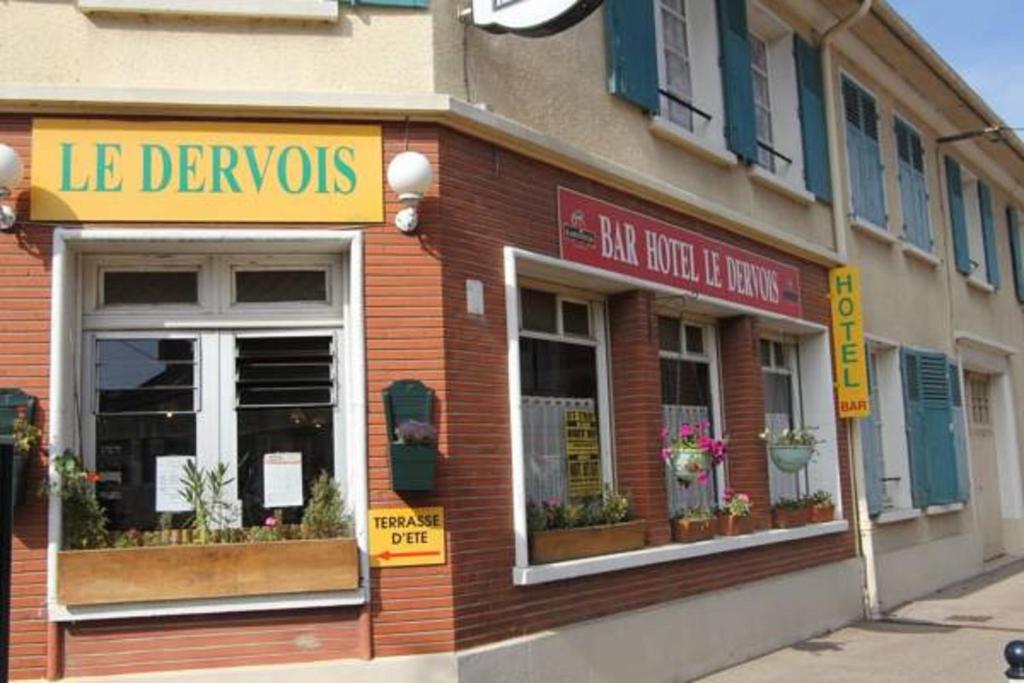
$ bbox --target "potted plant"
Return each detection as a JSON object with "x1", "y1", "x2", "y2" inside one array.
[
  {"x1": 11, "y1": 405, "x2": 40, "y2": 506},
  {"x1": 661, "y1": 420, "x2": 727, "y2": 487},
  {"x1": 48, "y1": 454, "x2": 359, "y2": 607},
  {"x1": 526, "y1": 486, "x2": 645, "y2": 564},
  {"x1": 672, "y1": 507, "x2": 717, "y2": 543},
  {"x1": 717, "y1": 489, "x2": 754, "y2": 536},
  {"x1": 770, "y1": 497, "x2": 810, "y2": 529},
  {"x1": 760, "y1": 427, "x2": 821, "y2": 474},
  {"x1": 808, "y1": 490, "x2": 835, "y2": 523}
]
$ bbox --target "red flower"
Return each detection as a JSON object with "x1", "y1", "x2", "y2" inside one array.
[{"x1": 86, "y1": 472, "x2": 101, "y2": 483}]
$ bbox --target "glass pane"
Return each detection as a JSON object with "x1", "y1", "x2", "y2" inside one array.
[
  {"x1": 99, "y1": 389, "x2": 194, "y2": 414},
  {"x1": 684, "y1": 325, "x2": 704, "y2": 355},
  {"x1": 97, "y1": 339, "x2": 196, "y2": 414},
  {"x1": 658, "y1": 317, "x2": 681, "y2": 352},
  {"x1": 763, "y1": 372, "x2": 793, "y2": 421},
  {"x1": 235, "y1": 270, "x2": 328, "y2": 304},
  {"x1": 661, "y1": 10, "x2": 687, "y2": 53},
  {"x1": 562, "y1": 301, "x2": 590, "y2": 337},
  {"x1": 103, "y1": 271, "x2": 198, "y2": 306},
  {"x1": 661, "y1": 358, "x2": 712, "y2": 408},
  {"x1": 759, "y1": 340, "x2": 773, "y2": 367},
  {"x1": 237, "y1": 336, "x2": 334, "y2": 408},
  {"x1": 520, "y1": 338, "x2": 597, "y2": 398},
  {"x1": 96, "y1": 413, "x2": 197, "y2": 530},
  {"x1": 521, "y1": 289, "x2": 558, "y2": 334},
  {"x1": 237, "y1": 407, "x2": 334, "y2": 526},
  {"x1": 773, "y1": 342, "x2": 787, "y2": 368}
]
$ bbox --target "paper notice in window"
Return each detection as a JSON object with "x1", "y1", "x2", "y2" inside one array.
[
  {"x1": 263, "y1": 452, "x2": 304, "y2": 508},
  {"x1": 156, "y1": 456, "x2": 195, "y2": 513}
]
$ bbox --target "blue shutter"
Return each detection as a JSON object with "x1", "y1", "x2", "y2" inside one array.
[
  {"x1": 605, "y1": 0, "x2": 660, "y2": 114},
  {"x1": 978, "y1": 181, "x2": 1001, "y2": 288},
  {"x1": 949, "y1": 362, "x2": 970, "y2": 504},
  {"x1": 861, "y1": 350, "x2": 885, "y2": 516},
  {"x1": 945, "y1": 156, "x2": 972, "y2": 275},
  {"x1": 1008, "y1": 207, "x2": 1024, "y2": 303},
  {"x1": 715, "y1": 0, "x2": 758, "y2": 163},
  {"x1": 793, "y1": 35, "x2": 831, "y2": 202},
  {"x1": 920, "y1": 351, "x2": 957, "y2": 505},
  {"x1": 895, "y1": 119, "x2": 932, "y2": 251},
  {"x1": 843, "y1": 79, "x2": 885, "y2": 226},
  {"x1": 901, "y1": 348, "x2": 930, "y2": 508},
  {"x1": 351, "y1": 0, "x2": 428, "y2": 6}
]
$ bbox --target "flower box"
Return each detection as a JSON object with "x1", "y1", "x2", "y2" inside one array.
[
  {"x1": 389, "y1": 443, "x2": 437, "y2": 491},
  {"x1": 57, "y1": 537, "x2": 359, "y2": 607},
  {"x1": 672, "y1": 517, "x2": 716, "y2": 543},
  {"x1": 716, "y1": 514, "x2": 753, "y2": 537},
  {"x1": 529, "y1": 520, "x2": 646, "y2": 564},
  {"x1": 809, "y1": 504, "x2": 835, "y2": 524},
  {"x1": 11, "y1": 453, "x2": 26, "y2": 507},
  {"x1": 771, "y1": 506, "x2": 810, "y2": 529}
]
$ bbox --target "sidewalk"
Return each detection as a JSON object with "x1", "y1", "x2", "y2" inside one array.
[{"x1": 697, "y1": 558, "x2": 1024, "y2": 683}]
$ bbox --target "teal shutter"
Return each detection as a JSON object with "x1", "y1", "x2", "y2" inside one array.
[
  {"x1": 978, "y1": 181, "x2": 1001, "y2": 288},
  {"x1": 860, "y1": 350, "x2": 885, "y2": 516},
  {"x1": 605, "y1": 0, "x2": 660, "y2": 114},
  {"x1": 949, "y1": 362, "x2": 970, "y2": 504},
  {"x1": 895, "y1": 118, "x2": 932, "y2": 251},
  {"x1": 843, "y1": 78, "x2": 885, "y2": 226},
  {"x1": 793, "y1": 35, "x2": 831, "y2": 202},
  {"x1": 945, "y1": 156, "x2": 972, "y2": 275},
  {"x1": 1008, "y1": 207, "x2": 1024, "y2": 303},
  {"x1": 715, "y1": 0, "x2": 758, "y2": 163},
  {"x1": 350, "y1": 0, "x2": 428, "y2": 6},
  {"x1": 901, "y1": 348, "x2": 930, "y2": 507}
]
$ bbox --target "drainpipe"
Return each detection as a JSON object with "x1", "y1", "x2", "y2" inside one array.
[
  {"x1": 819, "y1": 0, "x2": 877, "y2": 618},
  {"x1": 821, "y1": 0, "x2": 872, "y2": 263}
]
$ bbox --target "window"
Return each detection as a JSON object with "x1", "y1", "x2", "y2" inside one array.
[
  {"x1": 859, "y1": 346, "x2": 913, "y2": 515},
  {"x1": 655, "y1": 0, "x2": 695, "y2": 131},
  {"x1": 843, "y1": 76, "x2": 886, "y2": 227},
  {"x1": 894, "y1": 117, "x2": 932, "y2": 251},
  {"x1": 945, "y1": 157, "x2": 1000, "y2": 287},
  {"x1": 760, "y1": 338, "x2": 804, "y2": 501},
  {"x1": 750, "y1": 34, "x2": 774, "y2": 172},
  {"x1": 659, "y1": 317, "x2": 722, "y2": 513},
  {"x1": 968, "y1": 374, "x2": 991, "y2": 427},
  {"x1": 519, "y1": 287, "x2": 609, "y2": 508},
  {"x1": 102, "y1": 271, "x2": 199, "y2": 306},
  {"x1": 83, "y1": 256, "x2": 347, "y2": 533}
]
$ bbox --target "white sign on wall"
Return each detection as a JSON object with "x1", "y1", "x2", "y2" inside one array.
[{"x1": 471, "y1": 0, "x2": 604, "y2": 37}]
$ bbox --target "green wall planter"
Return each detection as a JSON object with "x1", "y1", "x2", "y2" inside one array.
[
  {"x1": 389, "y1": 444, "x2": 437, "y2": 492},
  {"x1": 769, "y1": 445, "x2": 814, "y2": 473}
]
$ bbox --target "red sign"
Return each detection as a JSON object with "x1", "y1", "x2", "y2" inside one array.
[{"x1": 558, "y1": 188, "x2": 803, "y2": 318}]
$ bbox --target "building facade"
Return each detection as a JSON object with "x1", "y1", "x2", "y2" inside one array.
[{"x1": 1, "y1": 0, "x2": 1022, "y2": 681}]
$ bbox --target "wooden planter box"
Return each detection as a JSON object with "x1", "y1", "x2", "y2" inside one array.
[
  {"x1": 771, "y1": 507, "x2": 811, "y2": 529},
  {"x1": 809, "y1": 504, "x2": 835, "y2": 524},
  {"x1": 529, "y1": 520, "x2": 646, "y2": 564},
  {"x1": 389, "y1": 443, "x2": 437, "y2": 491},
  {"x1": 717, "y1": 514, "x2": 754, "y2": 536},
  {"x1": 672, "y1": 517, "x2": 716, "y2": 543},
  {"x1": 58, "y1": 537, "x2": 358, "y2": 607}
]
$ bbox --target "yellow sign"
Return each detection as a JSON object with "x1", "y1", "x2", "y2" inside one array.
[
  {"x1": 369, "y1": 506, "x2": 446, "y2": 568},
  {"x1": 30, "y1": 118, "x2": 384, "y2": 223},
  {"x1": 829, "y1": 266, "x2": 870, "y2": 418},
  {"x1": 565, "y1": 409, "x2": 602, "y2": 499}
]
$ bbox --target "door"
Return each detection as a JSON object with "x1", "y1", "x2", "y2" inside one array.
[{"x1": 966, "y1": 372, "x2": 1003, "y2": 560}]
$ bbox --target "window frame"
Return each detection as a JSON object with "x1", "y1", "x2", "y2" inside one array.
[
  {"x1": 760, "y1": 335, "x2": 808, "y2": 502},
  {"x1": 749, "y1": 31, "x2": 775, "y2": 173},
  {"x1": 653, "y1": 0, "x2": 696, "y2": 132}
]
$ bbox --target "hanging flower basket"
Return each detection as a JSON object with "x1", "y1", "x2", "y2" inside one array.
[
  {"x1": 768, "y1": 444, "x2": 815, "y2": 473},
  {"x1": 671, "y1": 448, "x2": 711, "y2": 485},
  {"x1": 661, "y1": 421, "x2": 727, "y2": 487}
]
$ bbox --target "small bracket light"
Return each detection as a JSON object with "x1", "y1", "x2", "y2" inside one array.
[
  {"x1": 0, "y1": 143, "x2": 25, "y2": 232},
  {"x1": 386, "y1": 151, "x2": 433, "y2": 235}
]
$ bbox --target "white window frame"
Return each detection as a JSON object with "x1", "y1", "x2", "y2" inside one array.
[
  {"x1": 48, "y1": 228, "x2": 367, "y2": 622},
  {"x1": 517, "y1": 282, "x2": 614, "y2": 511},
  {"x1": 749, "y1": 32, "x2": 775, "y2": 172},
  {"x1": 864, "y1": 340, "x2": 913, "y2": 514},
  {"x1": 77, "y1": 0, "x2": 339, "y2": 22},
  {"x1": 959, "y1": 166, "x2": 990, "y2": 284},
  {"x1": 654, "y1": 0, "x2": 695, "y2": 132},
  {"x1": 658, "y1": 317, "x2": 725, "y2": 511}
]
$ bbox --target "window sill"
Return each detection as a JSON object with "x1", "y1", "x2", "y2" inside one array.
[
  {"x1": 925, "y1": 502, "x2": 965, "y2": 516},
  {"x1": 872, "y1": 508, "x2": 922, "y2": 525},
  {"x1": 51, "y1": 588, "x2": 366, "y2": 622},
  {"x1": 649, "y1": 117, "x2": 738, "y2": 168},
  {"x1": 967, "y1": 277, "x2": 996, "y2": 294},
  {"x1": 748, "y1": 166, "x2": 816, "y2": 206},
  {"x1": 77, "y1": 0, "x2": 339, "y2": 21},
  {"x1": 851, "y1": 217, "x2": 898, "y2": 246},
  {"x1": 512, "y1": 520, "x2": 848, "y2": 586},
  {"x1": 902, "y1": 243, "x2": 941, "y2": 268}
]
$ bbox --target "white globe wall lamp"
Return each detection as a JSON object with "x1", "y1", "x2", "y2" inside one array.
[
  {"x1": 0, "y1": 144, "x2": 24, "y2": 232},
  {"x1": 386, "y1": 151, "x2": 433, "y2": 234}
]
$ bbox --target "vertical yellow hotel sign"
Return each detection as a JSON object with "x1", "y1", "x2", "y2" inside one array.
[
  {"x1": 30, "y1": 118, "x2": 383, "y2": 223},
  {"x1": 829, "y1": 266, "x2": 870, "y2": 418}
]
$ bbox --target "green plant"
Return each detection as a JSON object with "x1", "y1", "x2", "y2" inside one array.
[
  {"x1": 809, "y1": 490, "x2": 833, "y2": 507},
  {"x1": 528, "y1": 486, "x2": 632, "y2": 532},
  {"x1": 772, "y1": 496, "x2": 804, "y2": 511},
  {"x1": 179, "y1": 460, "x2": 234, "y2": 544},
  {"x1": 599, "y1": 485, "x2": 631, "y2": 524},
  {"x1": 12, "y1": 410, "x2": 41, "y2": 456},
  {"x1": 301, "y1": 472, "x2": 351, "y2": 539},
  {"x1": 674, "y1": 506, "x2": 715, "y2": 521},
  {"x1": 722, "y1": 489, "x2": 752, "y2": 518},
  {"x1": 759, "y1": 426, "x2": 821, "y2": 447},
  {"x1": 45, "y1": 450, "x2": 109, "y2": 550}
]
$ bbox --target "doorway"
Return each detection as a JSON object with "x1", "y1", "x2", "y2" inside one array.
[{"x1": 966, "y1": 372, "x2": 1004, "y2": 560}]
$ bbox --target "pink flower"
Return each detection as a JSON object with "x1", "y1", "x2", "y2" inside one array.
[
  {"x1": 698, "y1": 435, "x2": 713, "y2": 451},
  {"x1": 264, "y1": 516, "x2": 279, "y2": 527},
  {"x1": 660, "y1": 426, "x2": 669, "y2": 440},
  {"x1": 697, "y1": 470, "x2": 709, "y2": 485},
  {"x1": 660, "y1": 447, "x2": 672, "y2": 462},
  {"x1": 737, "y1": 494, "x2": 750, "y2": 504},
  {"x1": 678, "y1": 424, "x2": 693, "y2": 438},
  {"x1": 699, "y1": 419, "x2": 711, "y2": 430}
]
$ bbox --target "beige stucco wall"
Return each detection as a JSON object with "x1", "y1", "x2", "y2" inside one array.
[{"x1": 0, "y1": 1, "x2": 437, "y2": 95}]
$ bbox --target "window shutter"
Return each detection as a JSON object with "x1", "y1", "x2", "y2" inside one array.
[
  {"x1": 860, "y1": 350, "x2": 885, "y2": 516},
  {"x1": 978, "y1": 181, "x2": 1001, "y2": 288},
  {"x1": 945, "y1": 156, "x2": 972, "y2": 275},
  {"x1": 604, "y1": 0, "x2": 660, "y2": 114},
  {"x1": 901, "y1": 348, "x2": 930, "y2": 508},
  {"x1": 844, "y1": 79, "x2": 885, "y2": 226},
  {"x1": 715, "y1": 0, "x2": 758, "y2": 163},
  {"x1": 1007, "y1": 207, "x2": 1024, "y2": 303},
  {"x1": 949, "y1": 362, "x2": 970, "y2": 504},
  {"x1": 793, "y1": 35, "x2": 831, "y2": 202},
  {"x1": 920, "y1": 351, "x2": 957, "y2": 505},
  {"x1": 350, "y1": 0, "x2": 428, "y2": 6}
]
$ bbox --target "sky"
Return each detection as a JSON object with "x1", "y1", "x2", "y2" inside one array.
[{"x1": 887, "y1": 0, "x2": 1024, "y2": 126}]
